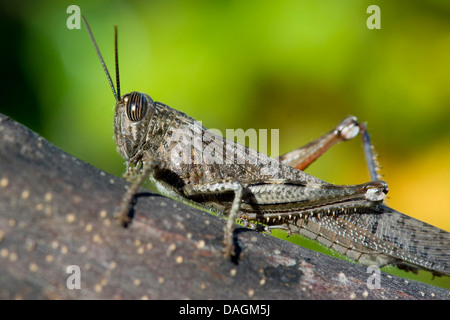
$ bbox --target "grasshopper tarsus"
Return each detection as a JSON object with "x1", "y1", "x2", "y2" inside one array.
[{"x1": 114, "y1": 198, "x2": 133, "y2": 227}]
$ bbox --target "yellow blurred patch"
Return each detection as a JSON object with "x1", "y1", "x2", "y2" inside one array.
[{"x1": 384, "y1": 140, "x2": 450, "y2": 231}]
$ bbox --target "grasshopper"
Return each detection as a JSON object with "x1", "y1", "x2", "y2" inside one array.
[{"x1": 84, "y1": 18, "x2": 449, "y2": 276}]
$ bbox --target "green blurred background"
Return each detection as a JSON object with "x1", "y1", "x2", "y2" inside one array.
[{"x1": 1, "y1": 0, "x2": 449, "y2": 279}]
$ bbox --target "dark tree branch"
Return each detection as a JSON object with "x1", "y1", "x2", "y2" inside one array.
[{"x1": 0, "y1": 113, "x2": 448, "y2": 299}]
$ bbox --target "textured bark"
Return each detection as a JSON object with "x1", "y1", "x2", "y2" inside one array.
[{"x1": 0, "y1": 113, "x2": 448, "y2": 299}]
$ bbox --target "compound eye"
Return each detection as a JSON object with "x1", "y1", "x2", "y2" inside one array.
[{"x1": 124, "y1": 92, "x2": 147, "y2": 122}]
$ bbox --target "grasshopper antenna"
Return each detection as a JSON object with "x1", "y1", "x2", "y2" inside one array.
[
  {"x1": 114, "y1": 25, "x2": 121, "y2": 100},
  {"x1": 82, "y1": 16, "x2": 119, "y2": 102}
]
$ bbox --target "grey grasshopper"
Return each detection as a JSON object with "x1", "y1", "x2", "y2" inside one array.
[{"x1": 84, "y1": 18, "x2": 449, "y2": 276}]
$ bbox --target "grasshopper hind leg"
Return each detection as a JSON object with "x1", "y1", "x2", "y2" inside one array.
[
  {"x1": 115, "y1": 158, "x2": 160, "y2": 226},
  {"x1": 279, "y1": 116, "x2": 382, "y2": 181}
]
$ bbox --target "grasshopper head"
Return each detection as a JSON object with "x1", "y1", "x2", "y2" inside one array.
[
  {"x1": 114, "y1": 92, "x2": 155, "y2": 162},
  {"x1": 83, "y1": 19, "x2": 156, "y2": 163}
]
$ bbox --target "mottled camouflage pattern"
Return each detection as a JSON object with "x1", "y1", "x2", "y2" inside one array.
[{"x1": 114, "y1": 95, "x2": 449, "y2": 275}]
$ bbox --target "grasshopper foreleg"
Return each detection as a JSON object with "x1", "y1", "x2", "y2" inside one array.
[{"x1": 115, "y1": 158, "x2": 160, "y2": 226}]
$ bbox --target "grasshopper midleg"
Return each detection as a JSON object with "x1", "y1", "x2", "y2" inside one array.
[{"x1": 279, "y1": 116, "x2": 381, "y2": 181}]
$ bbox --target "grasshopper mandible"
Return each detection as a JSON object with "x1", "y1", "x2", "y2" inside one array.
[{"x1": 83, "y1": 18, "x2": 449, "y2": 276}]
